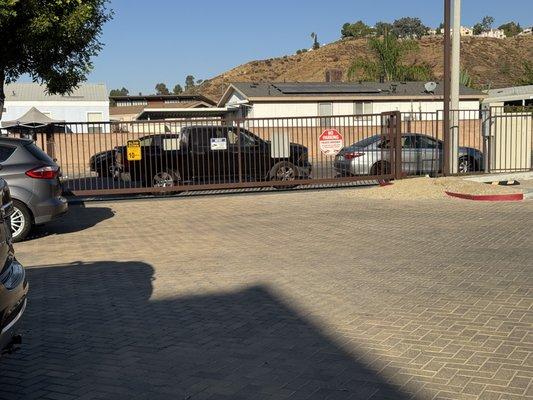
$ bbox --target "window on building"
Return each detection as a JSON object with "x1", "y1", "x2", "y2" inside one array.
[
  {"x1": 131, "y1": 100, "x2": 148, "y2": 106},
  {"x1": 164, "y1": 99, "x2": 180, "y2": 104},
  {"x1": 318, "y1": 102, "x2": 333, "y2": 127},
  {"x1": 354, "y1": 102, "x2": 373, "y2": 120},
  {"x1": 87, "y1": 112, "x2": 104, "y2": 134}
]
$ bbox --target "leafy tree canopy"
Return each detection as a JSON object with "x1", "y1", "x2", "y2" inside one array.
[
  {"x1": 185, "y1": 75, "x2": 196, "y2": 91},
  {"x1": 473, "y1": 16, "x2": 494, "y2": 35},
  {"x1": 0, "y1": 0, "x2": 113, "y2": 118},
  {"x1": 155, "y1": 83, "x2": 170, "y2": 95},
  {"x1": 374, "y1": 22, "x2": 393, "y2": 37},
  {"x1": 173, "y1": 84, "x2": 183, "y2": 95},
  {"x1": 391, "y1": 17, "x2": 429, "y2": 39},
  {"x1": 498, "y1": 21, "x2": 522, "y2": 37},
  {"x1": 110, "y1": 87, "x2": 129, "y2": 96},
  {"x1": 341, "y1": 21, "x2": 374, "y2": 39}
]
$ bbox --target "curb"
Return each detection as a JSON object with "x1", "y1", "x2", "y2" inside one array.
[{"x1": 445, "y1": 191, "x2": 524, "y2": 202}]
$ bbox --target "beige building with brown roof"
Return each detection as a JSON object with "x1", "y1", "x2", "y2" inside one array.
[{"x1": 109, "y1": 94, "x2": 216, "y2": 121}]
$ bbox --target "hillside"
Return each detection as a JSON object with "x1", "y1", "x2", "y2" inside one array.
[{"x1": 198, "y1": 36, "x2": 533, "y2": 102}]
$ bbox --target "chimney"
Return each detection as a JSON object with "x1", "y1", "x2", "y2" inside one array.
[{"x1": 325, "y1": 69, "x2": 343, "y2": 83}]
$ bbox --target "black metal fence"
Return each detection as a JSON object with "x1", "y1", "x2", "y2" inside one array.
[
  {"x1": 2, "y1": 107, "x2": 531, "y2": 197},
  {"x1": 37, "y1": 112, "x2": 401, "y2": 196}
]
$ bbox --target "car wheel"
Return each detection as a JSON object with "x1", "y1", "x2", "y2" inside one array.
[
  {"x1": 458, "y1": 157, "x2": 475, "y2": 174},
  {"x1": 10, "y1": 200, "x2": 32, "y2": 242},
  {"x1": 370, "y1": 161, "x2": 391, "y2": 176},
  {"x1": 152, "y1": 170, "x2": 181, "y2": 194},
  {"x1": 270, "y1": 161, "x2": 299, "y2": 189}
]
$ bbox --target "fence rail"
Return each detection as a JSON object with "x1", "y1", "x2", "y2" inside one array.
[{"x1": 1, "y1": 108, "x2": 531, "y2": 197}]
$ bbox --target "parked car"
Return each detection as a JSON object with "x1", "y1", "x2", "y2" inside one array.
[
  {"x1": 115, "y1": 126, "x2": 312, "y2": 187},
  {"x1": 0, "y1": 137, "x2": 68, "y2": 241},
  {"x1": 89, "y1": 150, "x2": 115, "y2": 178},
  {"x1": 0, "y1": 178, "x2": 28, "y2": 356},
  {"x1": 334, "y1": 133, "x2": 484, "y2": 177}
]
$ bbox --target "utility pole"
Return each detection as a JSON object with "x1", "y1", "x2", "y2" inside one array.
[
  {"x1": 450, "y1": 0, "x2": 461, "y2": 174},
  {"x1": 443, "y1": 0, "x2": 452, "y2": 176}
]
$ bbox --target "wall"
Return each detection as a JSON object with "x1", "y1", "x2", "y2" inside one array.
[
  {"x1": 248, "y1": 100, "x2": 480, "y2": 120},
  {"x1": 2, "y1": 101, "x2": 110, "y2": 123}
]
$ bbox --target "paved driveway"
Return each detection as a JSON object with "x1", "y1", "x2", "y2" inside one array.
[{"x1": 1, "y1": 190, "x2": 532, "y2": 400}]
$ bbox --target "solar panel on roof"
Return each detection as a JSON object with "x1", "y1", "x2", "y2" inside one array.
[{"x1": 273, "y1": 84, "x2": 382, "y2": 94}]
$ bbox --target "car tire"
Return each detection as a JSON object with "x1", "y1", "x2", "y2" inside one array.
[
  {"x1": 269, "y1": 161, "x2": 299, "y2": 189},
  {"x1": 458, "y1": 157, "x2": 476, "y2": 174},
  {"x1": 152, "y1": 170, "x2": 181, "y2": 195},
  {"x1": 10, "y1": 200, "x2": 32, "y2": 243},
  {"x1": 370, "y1": 161, "x2": 391, "y2": 176}
]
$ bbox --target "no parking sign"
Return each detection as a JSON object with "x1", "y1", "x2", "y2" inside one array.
[{"x1": 319, "y1": 129, "x2": 343, "y2": 156}]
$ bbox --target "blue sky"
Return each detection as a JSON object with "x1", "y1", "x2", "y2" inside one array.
[{"x1": 84, "y1": 0, "x2": 533, "y2": 94}]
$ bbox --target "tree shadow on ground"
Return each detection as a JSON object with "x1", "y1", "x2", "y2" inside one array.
[
  {"x1": 0, "y1": 261, "x2": 413, "y2": 400},
  {"x1": 26, "y1": 203, "x2": 114, "y2": 241}
]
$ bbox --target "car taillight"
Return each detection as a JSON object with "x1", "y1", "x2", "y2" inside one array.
[
  {"x1": 25, "y1": 165, "x2": 59, "y2": 179},
  {"x1": 344, "y1": 152, "x2": 365, "y2": 160}
]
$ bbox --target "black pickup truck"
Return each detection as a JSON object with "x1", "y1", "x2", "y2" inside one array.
[{"x1": 115, "y1": 125, "x2": 312, "y2": 187}]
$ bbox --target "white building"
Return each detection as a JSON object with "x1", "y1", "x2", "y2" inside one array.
[
  {"x1": 518, "y1": 27, "x2": 532, "y2": 36},
  {"x1": 1, "y1": 82, "x2": 109, "y2": 124},
  {"x1": 478, "y1": 29, "x2": 506, "y2": 39},
  {"x1": 482, "y1": 85, "x2": 533, "y2": 108},
  {"x1": 218, "y1": 82, "x2": 485, "y2": 121}
]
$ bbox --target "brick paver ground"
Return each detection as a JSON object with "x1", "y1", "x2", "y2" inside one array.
[{"x1": 1, "y1": 189, "x2": 532, "y2": 400}]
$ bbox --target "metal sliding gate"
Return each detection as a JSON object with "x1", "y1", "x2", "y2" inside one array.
[
  {"x1": 3, "y1": 107, "x2": 531, "y2": 198},
  {"x1": 12, "y1": 112, "x2": 402, "y2": 197}
]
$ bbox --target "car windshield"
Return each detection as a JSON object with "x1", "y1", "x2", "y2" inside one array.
[{"x1": 353, "y1": 135, "x2": 381, "y2": 148}]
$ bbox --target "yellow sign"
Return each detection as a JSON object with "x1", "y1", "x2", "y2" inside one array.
[{"x1": 127, "y1": 140, "x2": 142, "y2": 161}]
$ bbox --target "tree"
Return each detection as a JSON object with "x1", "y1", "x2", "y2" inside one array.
[
  {"x1": 436, "y1": 22, "x2": 444, "y2": 35},
  {"x1": 347, "y1": 33, "x2": 433, "y2": 82},
  {"x1": 0, "y1": 0, "x2": 113, "y2": 120},
  {"x1": 155, "y1": 83, "x2": 170, "y2": 95},
  {"x1": 391, "y1": 17, "x2": 429, "y2": 39},
  {"x1": 311, "y1": 32, "x2": 320, "y2": 50},
  {"x1": 374, "y1": 22, "x2": 393, "y2": 37},
  {"x1": 498, "y1": 22, "x2": 522, "y2": 37},
  {"x1": 341, "y1": 21, "x2": 374, "y2": 39},
  {"x1": 173, "y1": 84, "x2": 183, "y2": 95},
  {"x1": 473, "y1": 16, "x2": 494, "y2": 35},
  {"x1": 110, "y1": 87, "x2": 129, "y2": 97},
  {"x1": 185, "y1": 75, "x2": 195, "y2": 91}
]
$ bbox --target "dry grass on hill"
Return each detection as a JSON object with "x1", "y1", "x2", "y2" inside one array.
[{"x1": 198, "y1": 36, "x2": 533, "y2": 102}]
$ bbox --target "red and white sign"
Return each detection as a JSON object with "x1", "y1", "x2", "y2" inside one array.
[{"x1": 319, "y1": 129, "x2": 343, "y2": 156}]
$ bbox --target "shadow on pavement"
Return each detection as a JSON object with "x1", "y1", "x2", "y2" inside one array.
[
  {"x1": 0, "y1": 261, "x2": 412, "y2": 400},
  {"x1": 26, "y1": 203, "x2": 115, "y2": 241}
]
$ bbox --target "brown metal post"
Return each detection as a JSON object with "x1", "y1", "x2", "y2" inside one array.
[
  {"x1": 45, "y1": 130, "x2": 56, "y2": 160},
  {"x1": 236, "y1": 120, "x2": 243, "y2": 183},
  {"x1": 394, "y1": 111, "x2": 402, "y2": 180},
  {"x1": 443, "y1": 0, "x2": 452, "y2": 176}
]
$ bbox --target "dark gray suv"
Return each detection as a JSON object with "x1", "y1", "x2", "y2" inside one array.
[
  {"x1": 0, "y1": 137, "x2": 68, "y2": 241},
  {"x1": 0, "y1": 178, "x2": 28, "y2": 355}
]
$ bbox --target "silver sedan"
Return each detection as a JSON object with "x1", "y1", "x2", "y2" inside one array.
[{"x1": 334, "y1": 133, "x2": 484, "y2": 177}]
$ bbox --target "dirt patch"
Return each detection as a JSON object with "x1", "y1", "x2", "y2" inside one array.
[{"x1": 354, "y1": 177, "x2": 524, "y2": 201}]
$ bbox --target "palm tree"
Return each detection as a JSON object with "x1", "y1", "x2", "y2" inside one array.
[
  {"x1": 310, "y1": 32, "x2": 320, "y2": 50},
  {"x1": 347, "y1": 33, "x2": 432, "y2": 82}
]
